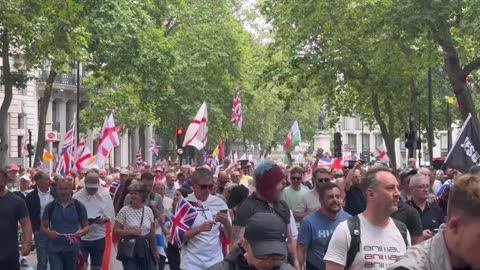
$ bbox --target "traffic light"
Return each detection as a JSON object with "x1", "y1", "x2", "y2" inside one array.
[
  {"x1": 176, "y1": 127, "x2": 186, "y2": 153},
  {"x1": 405, "y1": 131, "x2": 416, "y2": 149},
  {"x1": 333, "y1": 132, "x2": 342, "y2": 158},
  {"x1": 27, "y1": 144, "x2": 34, "y2": 157}
]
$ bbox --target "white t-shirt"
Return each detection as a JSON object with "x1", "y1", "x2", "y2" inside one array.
[
  {"x1": 180, "y1": 193, "x2": 229, "y2": 270},
  {"x1": 39, "y1": 189, "x2": 54, "y2": 220},
  {"x1": 73, "y1": 187, "x2": 115, "y2": 241},
  {"x1": 115, "y1": 205, "x2": 155, "y2": 236},
  {"x1": 324, "y1": 214, "x2": 410, "y2": 270}
]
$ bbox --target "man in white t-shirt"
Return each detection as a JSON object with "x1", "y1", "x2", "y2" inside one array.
[
  {"x1": 325, "y1": 166, "x2": 411, "y2": 270},
  {"x1": 181, "y1": 167, "x2": 231, "y2": 270},
  {"x1": 73, "y1": 171, "x2": 115, "y2": 270}
]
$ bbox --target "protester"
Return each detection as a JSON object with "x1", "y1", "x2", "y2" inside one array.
[
  {"x1": 164, "y1": 169, "x2": 180, "y2": 199},
  {"x1": 73, "y1": 171, "x2": 115, "y2": 270},
  {"x1": 0, "y1": 168, "x2": 32, "y2": 269},
  {"x1": 180, "y1": 167, "x2": 231, "y2": 269},
  {"x1": 226, "y1": 184, "x2": 250, "y2": 221},
  {"x1": 26, "y1": 170, "x2": 57, "y2": 270},
  {"x1": 325, "y1": 166, "x2": 410, "y2": 270},
  {"x1": 154, "y1": 166, "x2": 165, "y2": 183},
  {"x1": 282, "y1": 166, "x2": 308, "y2": 212},
  {"x1": 231, "y1": 170, "x2": 241, "y2": 184},
  {"x1": 208, "y1": 212, "x2": 295, "y2": 270},
  {"x1": 113, "y1": 182, "x2": 157, "y2": 270},
  {"x1": 390, "y1": 199, "x2": 423, "y2": 245},
  {"x1": 124, "y1": 172, "x2": 164, "y2": 219},
  {"x1": 165, "y1": 188, "x2": 189, "y2": 270},
  {"x1": 390, "y1": 174, "x2": 480, "y2": 269},
  {"x1": 232, "y1": 161, "x2": 300, "y2": 269},
  {"x1": 343, "y1": 161, "x2": 366, "y2": 216},
  {"x1": 399, "y1": 170, "x2": 416, "y2": 202},
  {"x1": 6, "y1": 163, "x2": 20, "y2": 191},
  {"x1": 216, "y1": 171, "x2": 230, "y2": 195},
  {"x1": 297, "y1": 183, "x2": 351, "y2": 270},
  {"x1": 408, "y1": 173, "x2": 445, "y2": 241},
  {"x1": 40, "y1": 177, "x2": 89, "y2": 270},
  {"x1": 13, "y1": 175, "x2": 33, "y2": 266},
  {"x1": 294, "y1": 168, "x2": 331, "y2": 223},
  {"x1": 110, "y1": 169, "x2": 133, "y2": 214}
]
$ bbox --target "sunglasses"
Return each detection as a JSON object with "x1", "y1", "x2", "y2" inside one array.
[
  {"x1": 254, "y1": 254, "x2": 286, "y2": 261},
  {"x1": 199, "y1": 184, "x2": 214, "y2": 190},
  {"x1": 316, "y1": 178, "x2": 331, "y2": 183},
  {"x1": 290, "y1": 177, "x2": 302, "y2": 181}
]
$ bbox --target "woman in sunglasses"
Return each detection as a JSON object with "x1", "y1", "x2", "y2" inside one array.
[{"x1": 180, "y1": 167, "x2": 231, "y2": 270}]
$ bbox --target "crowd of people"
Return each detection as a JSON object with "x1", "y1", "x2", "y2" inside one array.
[{"x1": 0, "y1": 155, "x2": 479, "y2": 270}]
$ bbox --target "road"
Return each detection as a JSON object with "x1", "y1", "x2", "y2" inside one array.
[{"x1": 24, "y1": 251, "x2": 170, "y2": 270}]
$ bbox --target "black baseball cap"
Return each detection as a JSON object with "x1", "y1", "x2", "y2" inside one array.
[{"x1": 244, "y1": 212, "x2": 288, "y2": 257}]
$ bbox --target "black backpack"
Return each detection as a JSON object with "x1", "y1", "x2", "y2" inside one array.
[{"x1": 327, "y1": 215, "x2": 409, "y2": 269}]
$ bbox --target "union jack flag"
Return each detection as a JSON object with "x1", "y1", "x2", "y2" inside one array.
[
  {"x1": 230, "y1": 89, "x2": 242, "y2": 130},
  {"x1": 169, "y1": 199, "x2": 198, "y2": 248},
  {"x1": 148, "y1": 139, "x2": 160, "y2": 157},
  {"x1": 55, "y1": 118, "x2": 76, "y2": 175},
  {"x1": 135, "y1": 150, "x2": 143, "y2": 167}
]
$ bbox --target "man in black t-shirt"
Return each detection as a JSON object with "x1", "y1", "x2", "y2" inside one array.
[
  {"x1": 344, "y1": 161, "x2": 366, "y2": 216},
  {"x1": 0, "y1": 168, "x2": 32, "y2": 269},
  {"x1": 391, "y1": 200, "x2": 423, "y2": 245},
  {"x1": 231, "y1": 161, "x2": 299, "y2": 269}
]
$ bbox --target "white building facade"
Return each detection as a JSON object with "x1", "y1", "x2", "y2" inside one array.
[
  {"x1": 338, "y1": 116, "x2": 460, "y2": 168},
  {"x1": 1, "y1": 59, "x2": 157, "y2": 169}
]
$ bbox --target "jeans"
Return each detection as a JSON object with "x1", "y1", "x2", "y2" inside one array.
[
  {"x1": 49, "y1": 251, "x2": 77, "y2": 270},
  {"x1": 80, "y1": 238, "x2": 105, "y2": 268},
  {"x1": 35, "y1": 233, "x2": 49, "y2": 270},
  {"x1": 157, "y1": 254, "x2": 166, "y2": 270}
]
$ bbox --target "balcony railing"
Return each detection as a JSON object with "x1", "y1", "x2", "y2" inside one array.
[{"x1": 38, "y1": 70, "x2": 83, "y2": 86}]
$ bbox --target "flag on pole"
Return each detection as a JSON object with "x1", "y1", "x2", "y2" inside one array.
[
  {"x1": 375, "y1": 144, "x2": 389, "y2": 162},
  {"x1": 43, "y1": 149, "x2": 53, "y2": 162},
  {"x1": 284, "y1": 120, "x2": 301, "y2": 165},
  {"x1": 218, "y1": 135, "x2": 224, "y2": 160},
  {"x1": 169, "y1": 199, "x2": 198, "y2": 248},
  {"x1": 55, "y1": 117, "x2": 76, "y2": 175},
  {"x1": 22, "y1": 140, "x2": 29, "y2": 157},
  {"x1": 443, "y1": 114, "x2": 480, "y2": 173},
  {"x1": 149, "y1": 139, "x2": 160, "y2": 157},
  {"x1": 135, "y1": 150, "x2": 143, "y2": 167},
  {"x1": 75, "y1": 147, "x2": 94, "y2": 170},
  {"x1": 211, "y1": 145, "x2": 220, "y2": 158},
  {"x1": 230, "y1": 89, "x2": 243, "y2": 130},
  {"x1": 95, "y1": 113, "x2": 120, "y2": 167},
  {"x1": 183, "y1": 102, "x2": 208, "y2": 150}
]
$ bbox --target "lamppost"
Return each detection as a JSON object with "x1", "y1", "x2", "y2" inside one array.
[{"x1": 76, "y1": 62, "x2": 80, "y2": 144}]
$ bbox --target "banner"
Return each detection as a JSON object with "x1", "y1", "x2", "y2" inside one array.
[{"x1": 444, "y1": 114, "x2": 480, "y2": 173}]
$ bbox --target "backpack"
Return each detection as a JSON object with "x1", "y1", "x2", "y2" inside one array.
[
  {"x1": 326, "y1": 215, "x2": 409, "y2": 269},
  {"x1": 47, "y1": 198, "x2": 84, "y2": 225}
]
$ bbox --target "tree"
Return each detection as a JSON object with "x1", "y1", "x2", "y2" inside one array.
[{"x1": 388, "y1": 0, "x2": 480, "y2": 129}]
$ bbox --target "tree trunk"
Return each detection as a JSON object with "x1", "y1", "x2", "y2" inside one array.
[
  {"x1": 34, "y1": 69, "x2": 57, "y2": 167},
  {"x1": 371, "y1": 92, "x2": 398, "y2": 171},
  {"x1": 139, "y1": 126, "x2": 145, "y2": 157},
  {"x1": 431, "y1": 25, "x2": 480, "y2": 131},
  {"x1": 0, "y1": 30, "x2": 13, "y2": 168}
]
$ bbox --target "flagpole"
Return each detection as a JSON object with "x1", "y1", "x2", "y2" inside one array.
[{"x1": 76, "y1": 62, "x2": 80, "y2": 145}]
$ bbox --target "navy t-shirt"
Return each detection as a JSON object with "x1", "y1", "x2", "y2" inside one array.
[
  {"x1": 344, "y1": 186, "x2": 366, "y2": 216},
  {"x1": 43, "y1": 199, "x2": 88, "y2": 252},
  {"x1": 297, "y1": 210, "x2": 351, "y2": 269},
  {"x1": 0, "y1": 192, "x2": 29, "y2": 260}
]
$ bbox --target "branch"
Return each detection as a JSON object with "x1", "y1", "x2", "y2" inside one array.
[{"x1": 462, "y1": 57, "x2": 480, "y2": 78}]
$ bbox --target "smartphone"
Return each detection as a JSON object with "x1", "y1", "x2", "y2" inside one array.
[
  {"x1": 219, "y1": 209, "x2": 228, "y2": 214},
  {"x1": 88, "y1": 216, "x2": 101, "y2": 223}
]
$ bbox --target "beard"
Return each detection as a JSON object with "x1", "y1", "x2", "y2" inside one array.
[{"x1": 326, "y1": 204, "x2": 341, "y2": 214}]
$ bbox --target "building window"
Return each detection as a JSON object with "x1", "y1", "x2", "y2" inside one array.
[
  {"x1": 375, "y1": 134, "x2": 383, "y2": 147},
  {"x1": 18, "y1": 87, "x2": 26, "y2": 95},
  {"x1": 362, "y1": 134, "x2": 370, "y2": 151},
  {"x1": 18, "y1": 114, "x2": 25, "y2": 129},
  {"x1": 440, "y1": 133, "x2": 448, "y2": 156},
  {"x1": 17, "y1": 136, "x2": 23, "y2": 158},
  {"x1": 347, "y1": 134, "x2": 357, "y2": 153}
]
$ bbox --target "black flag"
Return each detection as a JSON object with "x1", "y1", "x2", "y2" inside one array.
[{"x1": 444, "y1": 114, "x2": 480, "y2": 173}]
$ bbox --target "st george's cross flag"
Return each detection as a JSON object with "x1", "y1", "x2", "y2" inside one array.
[
  {"x1": 444, "y1": 114, "x2": 480, "y2": 173},
  {"x1": 183, "y1": 102, "x2": 208, "y2": 150},
  {"x1": 230, "y1": 89, "x2": 242, "y2": 130},
  {"x1": 95, "y1": 113, "x2": 120, "y2": 167}
]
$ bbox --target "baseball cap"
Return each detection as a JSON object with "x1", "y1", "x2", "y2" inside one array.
[
  {"x1": 7, "y1": 163, "x2": 19, "y2": 172},
  {"x1": 120, "y1": 169, "x2": 129, "y2": 175},
  {"x1": 244, "y1": 212, "x2": 288, "y2": 257},
  {"x1": 85, "y1": 182, "x2": 100, "y2": 188}
]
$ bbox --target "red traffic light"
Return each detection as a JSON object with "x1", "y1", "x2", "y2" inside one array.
[{"x1": 176, "y1": 128, "x2": 183, "y2": 136}]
